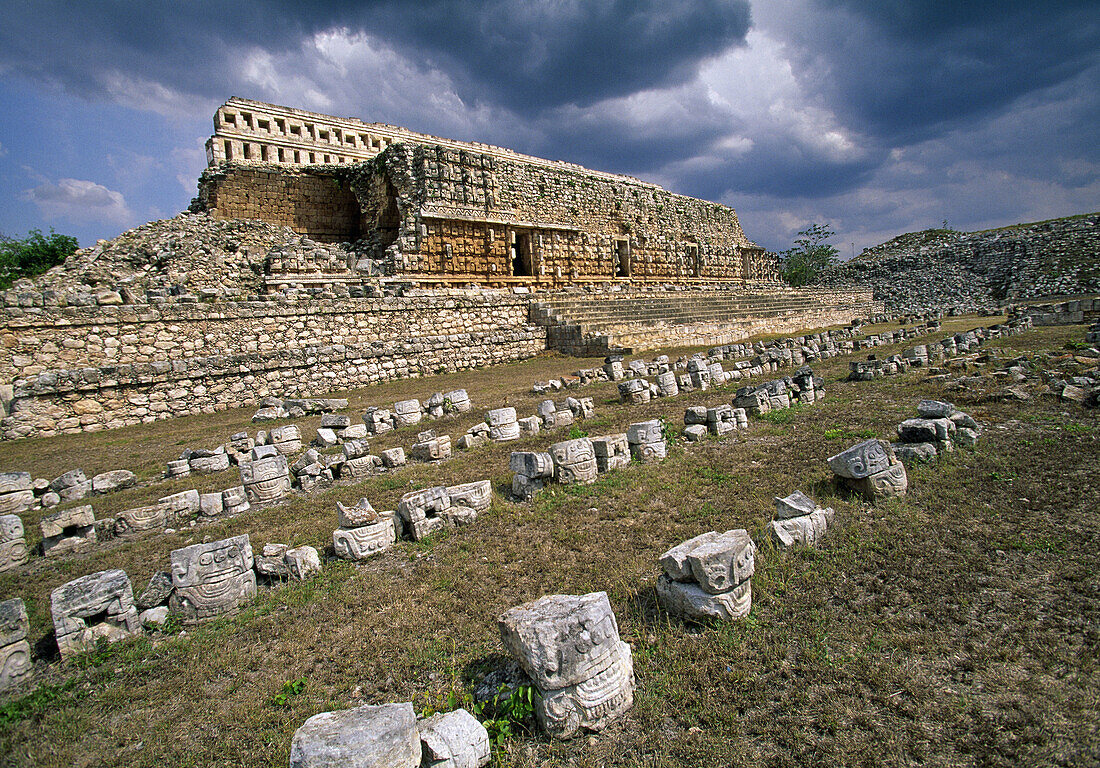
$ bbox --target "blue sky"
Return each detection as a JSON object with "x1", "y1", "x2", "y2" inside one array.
[{"x1": 0, "y1": 0, "x2": 1097, "y2": 253}]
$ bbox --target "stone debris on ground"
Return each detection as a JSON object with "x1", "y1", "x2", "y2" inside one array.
[{"x1": 892, "y1": 399, "x2": 982, "y2": 463}]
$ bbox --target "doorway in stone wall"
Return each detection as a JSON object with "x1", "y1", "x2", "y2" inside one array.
[
  {"x1": 511, "y1": 231, "x2": 533, "y2": 276},
  {"x1": 615, "y1": 238, "x2": 630, "y2": 277}
]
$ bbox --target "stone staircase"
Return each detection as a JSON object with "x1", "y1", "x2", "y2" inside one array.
[{"x1": 530, "y1": 287, "x2": 881, "y2": 355}]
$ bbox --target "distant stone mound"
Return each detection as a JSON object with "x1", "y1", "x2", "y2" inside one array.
[
  {"x1": 816, "y1": 213, "x2": 1100, "y2": 314},
  {"x1": 9, "y1": 213, "x2": 355, "y2": 303}
]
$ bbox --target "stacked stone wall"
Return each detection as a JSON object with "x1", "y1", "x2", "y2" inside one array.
[
  {"x1": 193, "y1": 166, "x2": 362, "y2": 243},
  {"x1": 0, "y1": 292, "x2": 544, "y2": 440}
]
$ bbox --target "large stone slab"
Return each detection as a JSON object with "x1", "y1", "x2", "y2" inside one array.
[
  {"x1": 290, "y1": 702, "x2": 421, "y2": 768},
  {"x1": 447, "y1": 480, "x2": 492, "y2": 512},
  {"x1": 169, "y1": 535, "x2": 256, "y2": 623}
]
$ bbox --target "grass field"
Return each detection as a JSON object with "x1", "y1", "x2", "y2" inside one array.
[{"x1": 0, "y1": 319, "x2": 1097, "y2": 767}]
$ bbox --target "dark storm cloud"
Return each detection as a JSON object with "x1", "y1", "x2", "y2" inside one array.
[
  {"x1": 0, "y1": 0, "x2": 751, "y2": 112},
  {"x1": 789, "y1": 0, "x2": 1100, "y2": 142}
]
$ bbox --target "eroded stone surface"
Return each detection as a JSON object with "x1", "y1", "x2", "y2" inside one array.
[
  {"x1": 0, "y1": 515, "x2": 28, "y2": 572},
  {"x1": 240, "y1": 454, "x2": 291, "y2": 503},
  {"x1": 419, "y1": 708, "x2": 490, "y2": 768},
  {"x1": 827, "y1": 439, "x2": 896, "y2": 479},
  {"x1": 169, "y1": 535, "x2": 256, "y2": 623},
  {"x1": 656, "y1": 575, "x2": 751, "y2": 622},
  {"x1": 51, "y1": 569, "x2": 139, "y2": 659},
  {"x1": 290, "y1": 702, "x2": 421, "y2": 768},
  {"x1": 447, "y1": 480, "x2": 492, "y2": 512},
  {"x1": 40, "y1": 505, "x2": 97, "y2": 557},
  {"x1": 333, "y1": 517, "x2": 397, "y2": 560},
  {"x1": 548, "y1": 439, "x2": 597, "y2": 485}
]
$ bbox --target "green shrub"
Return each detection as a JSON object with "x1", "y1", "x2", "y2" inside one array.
[{"x1": 0, "y1": 228, "x2": 78, "y2": 288}]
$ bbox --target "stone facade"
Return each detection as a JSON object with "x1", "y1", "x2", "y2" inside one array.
[{"x1": 196, "y1": 99, "x2": 773, "y2": 286}]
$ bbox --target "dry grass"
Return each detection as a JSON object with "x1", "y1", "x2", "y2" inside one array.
[{"x1": 0, "y1": 320, "x2": 1097, "y2": 767}]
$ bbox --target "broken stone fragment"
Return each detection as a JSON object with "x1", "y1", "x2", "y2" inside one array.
[
  {"x1": 40, "y1": 505, "x2": 97, "y2": 557},
  {"x1": 533, "y1": 639, "x2": 635, "y2": 740},
  {"x1": 661, "y1": 529, "x2": 755, "y2": 594},
  {"x1": 256, "y1": 543, "x2": 290, "y2": 577},
  {"x1": 683, "y1": 424, "x2": 707, "y2": 441},
  {"x1": 773, "y1": 490, "x2": 817, "y2": 520},
  {"x1": 333, "y1": 516, "x2": 397, "y2": 560},
  {"x1": 891, "y1": 442, "x2": 938, "y2": 463},
  {"x1": 419, "y1": 708, "x2": 490, "y2": 768},
  {"x1": 769, "y1": 508, "x2": 834, "y2": 548},
  {"x1": 337, "y1": 498, "x2": 379, "y2": 528},
  {"x1": 917, "y1": 399, "x2": 957, "y2": 419},
  {"x1": 91, "y1": 469, "x2": 136, "y2": 494},
  {"x1": 290, "y1": 702, "x2": 421, "y2": 768},
  {"x1": 286, "y1": 546, "x2": 322, "y2": 581},
  {"x1": 136, "y1": 571, "x2": 174, "y2": 609},
  {"x1": 896, "y1": 418, "x2": 939, "y2": 443},
  {"x1": 548, "y1": 438, "x2": 597, "y2": 484},
  {"x1": 0, "y1": 515, "x2": 28, "y2": 573},
  {"x1": 845, "y1": 463, "x2": 909, "y2": 501},
  {"x1": 447, "y1": 480, "x2": 492, "y2": 512},
  {"x1": 510, "y1": 451, "x2": 554, "y2": 479},
  {"x1": 590, "y1": 434, "x2": 630, "y2": 472}
]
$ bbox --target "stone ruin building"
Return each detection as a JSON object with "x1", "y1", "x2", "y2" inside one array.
[
  {"x1": 0, "y1": 97, "x2": 880, "y2": 440},
  {"x1": 194, "y1": 97, "x2": 772, "y2": 285}
]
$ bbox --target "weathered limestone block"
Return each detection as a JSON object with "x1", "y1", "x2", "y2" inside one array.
[
  {"x1": 342, "y1": 455, "x2": 377, "y2": 478},
  {"x1": 51, "y1": 469, "x2": 91, "y2": 502},
  {"x1": 419, "y1": 708, "x2": 490, "y2": 768},
  {"x1": 343, "y1": 439, "x2": 371, "y2": 460},
  {"x1": 380, "y1": 447, "x2": 406, "y2": 468},
  {"x1": 510, "y1": 452, "x2": 554, "y2": 479},
  {"x1": 656, "y1": 575, "x2": 751, "y2": 622},
  {"x1": 537, "y1": 399, "x2": 557, "y2": 422},
  {"x1": 954, "y1": 427, "x2": 980, "y2": 447},
  {"x1": 706, "y1": 405, "x2": 736, "y2": 436},
  {"x1": 627, "y1": 420, "x2": 666, "y2": 463},
  {"x1": 315, "y1": 428, "x2": 338, "y2": 448},
  {"x1": 892, "y1": 442, "x2": 938, "y2": 463},
  {"x1": 410, "y1": 435, "x2": 452, "y2": 462},
  {"x1": 499, "y1": 592, "x2": 633, "y2": 739},
  {"x1": 827, "y1": 439, "x2": 896, "y2": 480},
  {"x1": 256, "y1": 543, "x2": 290, "y2": 578},
  {"x1": 365, "y1": 407, "x2": 394, "y2": 434},
  {"x1": 270, "y1": 425, "x2": 303, "y2": 455},
  {"x1": 51, "y1": 569, "x2": 140, "y2": 659},
  {"x1": 769, "y1": 508, "x2": 834, "y2": 548},
  {"x1": 393, "y1": 399, "x2": 423, "y2": 427},
  {"x1": 896, "y1": 419, "x2": 940, "y2": 443},
  {"x1": 447, "y1": 480, "x2": 492, "y2": 512},
  {"x1": 659, "y1": 530, "x2": 755, "y2": 594},
  {"x1": 487, "y1": 408, "x2": 520, "y2": 441},
  {"x1": 397, "y1": 487, "x2": 451, "y2": 540},
  {"x1": 343, "y1": 423, "x2": 369, "y2": 440},
  {"x1": 289, "y1": 702, "x2": 421, "y2": 768},
  {"x1": 337, "y1": 498, "x2": 380, "y2": 528},
  {"x1": 286, "y1": 546, "x2": 322, "y2": 581},
  {"x1": 0, "y1": 473, "x2": 34, "y2": 514},
  {"x1": 169, "y1": 535, "x2": 256, "y2": 623},
  {"x1": 774, "y1": 490, "x2": 817, "y2": 520},
  {"x1": 333, "y1": 515, "x2": 397, "y2": 561},
  {"x1": 549, "y1": 438, "x2": 598, "y2": 485},
  {"x1": 618, "y1": 379, "x2": 650, "y2": 405},
  {"x1": 549, "y1": 410, "x2": 574, "y2": 429},
  {"x1": 320, "y1": 413, "x2": 351, "y2": 430},
  {"x1": 517, "y1": 416, "x2": 541, "y2": 435},
  {"x1": 0, "y1": 515, "x2": 28, "y2": 573},
  {"x1": 732, "y1": 387, "x2": 770, "y2": 415},
  {"x1": 190, "y1": 452, "x2": 231, "y2": 474},
  {"x1": 683, "y1": 424, "x2": 707, "y2": 441},
  {"x1": 91, "y1": 469, "x2": 136, "y2": 494},
  {"x1": 917, "y1": 399, "x2": 957, "y2": 419},
  {"x1": 199, "y1": 492, "x2": 224, "y2": 517},
  {"x1": 166, "y1": 459, "x2": 192, "y2": 478},
  {"x1": 40, "y1": 505, "x2": 97, "y2": 557},
  {"x1": 511, "y1": 473, "x2": 544, "y2": 501},
  {"x1": 0, "y1": 598, "x2": 31, "y2": 690},
  {"x1": 846, "y1": 462, "x2": 908, "y2": 501},
  {"x1": 684, "y1": 406, "x2": 708, "y2": 426},
  {"x1": 655, "y1": 371, "x2": 679, "y2": 397},
  {"x1": 571, "y1": 397, "x2": 595, "y2": 420},
  {"x1": 240, "y1": 454, "x2": 291, "y2": 503},
  {"x1": 443, "y1": 389, "x2": 472, "y2": 414},
  {"x1": 223, "y1": 485, "x2": 250, "y2": 515},
  {"x1": 603, "y1": 359, "x2": 624, "y2": 381},
  {"x1": 114, "y1": 503, "x2": 168, "y2": 537},
  {"x1": 591, "y1": 434, "x2": 630, "y2": 473}
]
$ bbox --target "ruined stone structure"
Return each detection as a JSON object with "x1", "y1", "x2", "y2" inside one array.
[{"x1": 196, "y1": 98, "x2": 772, "y2": 286}]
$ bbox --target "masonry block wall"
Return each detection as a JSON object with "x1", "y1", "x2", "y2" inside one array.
[
  {"x1": 0, "y1": 292, "x2": 544, "y2": 439},
  {"x1": 193, "y1": 165, "x2": 363, "y2": 243}
]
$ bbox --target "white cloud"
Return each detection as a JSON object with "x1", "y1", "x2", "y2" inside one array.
[
  {"x1": 100, "y1": 70, "x2": 218, "y2": 119},
  {"x1": 23, "y1": 178, "x2": 136, "y2": 227}
]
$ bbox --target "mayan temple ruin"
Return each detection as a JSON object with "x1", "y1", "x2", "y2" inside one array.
[{"x1": 0, "y1": 98, "x2": 883, "y2": 440}]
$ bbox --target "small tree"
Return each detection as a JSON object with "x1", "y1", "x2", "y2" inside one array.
[
  {"x1": 778, "y1": 223, "x2": 839, "y2": 286},
  {"x1": 0, "y1": 229, "x2": 78, "y2": 289}
]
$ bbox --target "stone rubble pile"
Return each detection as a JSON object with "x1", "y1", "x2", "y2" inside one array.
[
  {"x1": 828, "y1": 439, "x2": 909, "y2": 501},
  {"x1": 892, "y1": 400, "x2": 981, "y2": 463},
  {"x1": 682, "y1": 404, "x2": 749, "y2": 441},
  {"x1": 768, "y1": 491, "x2": 835, "y2": 548},
  {"x1": 395, "y1": 482, "x2": 490, "y2": 542},
  {"x1": 815, "y1": 213, "x2": 1100, "y2": 314},
  {"x1": 0, "y1": 467, "x2": 135, "y2": 513},
  {"x1": 51, "y1": 569, "x2": 141, "y2": 659},
  {"x1": 656, "y1": 530, "x2": 755, "y2": 622},
  {"x1": 499, "y1": 592, "x2": 634, "y2": 739},
  {"x1": 251, "y1": 397, "x2": 350, "y2": 422}
]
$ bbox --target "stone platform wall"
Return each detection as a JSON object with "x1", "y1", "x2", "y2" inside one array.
[{"x1": 0, "y1": 292, "x2": 544, "y2": 439}]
